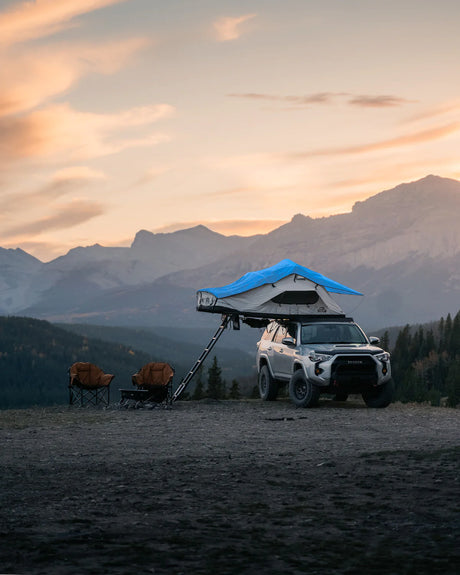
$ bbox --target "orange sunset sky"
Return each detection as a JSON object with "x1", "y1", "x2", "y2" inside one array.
[{"x1": 1, "y1": 0, "x2": 459, "y2": 261}]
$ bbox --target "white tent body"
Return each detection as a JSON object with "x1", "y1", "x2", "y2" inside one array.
[{"x1": 197, "y1": 273, "x2": 345, "y2": 317}]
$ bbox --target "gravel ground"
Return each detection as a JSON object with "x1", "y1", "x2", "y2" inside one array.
[{"x1": 0, "y1": 398, "x2": 459, "y2": 575}]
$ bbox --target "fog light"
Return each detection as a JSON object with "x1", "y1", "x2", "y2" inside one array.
[
  {"x1": 315, "y1": 366, "x2": 323, "y2": 375},
  {"x1": 382, "y1": 366, "x2": 388, "y2": 375}
]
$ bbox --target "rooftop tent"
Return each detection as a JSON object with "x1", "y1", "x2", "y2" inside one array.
[{"x1": 196, "y1": 259, "x2": 363, "y2": 319}]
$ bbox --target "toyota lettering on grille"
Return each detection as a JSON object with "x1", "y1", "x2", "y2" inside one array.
[{"x1": 347, "y1": 360, "x2": 364, "y2": 365}]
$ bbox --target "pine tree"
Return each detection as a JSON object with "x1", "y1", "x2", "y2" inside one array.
[
  {"x1": 446, "y1": 358, "x2": 460, "y2": 407},
  {"x1": 380, "y1": 330, "x2": 390, "y2": 351},
  {"x1": 206, "y1": 356, "x2": 224, "y2": 399},
  {"x1": 192, "y1": 366, "x2": 205, "y2": 400},
  {"x1": 228, "y1": 379, "x2": 241, "y2": 399}
]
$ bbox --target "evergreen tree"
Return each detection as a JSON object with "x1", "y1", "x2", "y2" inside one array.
[
  {"x1": 450, "y1": 311, "x2": 460, "y2": 356},
  {"x1": 380, "y1": 330, "x2": 390, "y2": 351},
  {"x1": 206, "y1": 356, "x2": 224, "y2": 399},
  {"x1": 192, "y1": 366, "x2": 205, "y2": 400},
  {"x1": 445, "y1": 358, "x2": 460, "y2": 407},
  {"x1": 228, "y1": 379, "x2": 241, "y2": 399}
]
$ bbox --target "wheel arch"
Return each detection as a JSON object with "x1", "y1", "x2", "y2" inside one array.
[{"x1": 258, "y1": 356, "x2": 274, "y2": 376}]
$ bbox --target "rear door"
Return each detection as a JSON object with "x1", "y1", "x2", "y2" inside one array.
[{"x1": 270, "y1": 325, "x2": 291, "y2": 379}]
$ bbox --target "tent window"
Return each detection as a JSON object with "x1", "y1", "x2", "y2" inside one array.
[{"x1": 271, "y1": 291, "x2": 319, "y2": 305}]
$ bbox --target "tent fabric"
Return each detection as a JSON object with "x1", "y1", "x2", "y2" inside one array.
[
  {"x1": 196, "y1": 259, "x2": 362, "y2": 318},
  {"x1": 199, "y1": 259, "x2": 363, "y2": 298}
]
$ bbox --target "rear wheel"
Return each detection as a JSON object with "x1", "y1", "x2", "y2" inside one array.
[
  {"x1": 258, "y1": 365, "x2": 279, "y2": 401},
  {"x1": 362, "y1": 379, "x2": 394, "y2": 408},
  {"x1": 289, "y1": 370, "x2": 320, "y2": 408}
]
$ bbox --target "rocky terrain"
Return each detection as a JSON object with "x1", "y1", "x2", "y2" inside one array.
[{"x1": 0, "y1": 399, "x2": 459, "y2": 574}]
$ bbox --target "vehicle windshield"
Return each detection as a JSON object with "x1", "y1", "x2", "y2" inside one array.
[{"x1": 301, "y1": 323, "x2": 367, "y2": 344}]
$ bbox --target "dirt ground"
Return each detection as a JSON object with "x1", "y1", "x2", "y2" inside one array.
[{"x1": 0, "y1": 398, "x2": 459, "y2": 575}]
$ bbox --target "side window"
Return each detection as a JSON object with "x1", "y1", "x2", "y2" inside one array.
[
  {"x1": 273, "y1": 325, "x2": 288, "y2": 344},
  {"x1": 262, "y1": 322, "x2": 278, "y2": 341},
  {"x1": 286, "y1": 323, "x2": 297, "y2": 340}
]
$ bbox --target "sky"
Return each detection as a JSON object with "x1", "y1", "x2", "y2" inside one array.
[{"x1": 1, "y1": 0, "x2": 459, "y2": 261}]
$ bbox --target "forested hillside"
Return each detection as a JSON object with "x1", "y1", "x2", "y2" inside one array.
[
  {"x1": 390, "y1": 310, "x2": 460, "y2": 406},
  {"x1": 0, "y1": 317, "x2": 157, "y2": 409},
  {"x1": 1, "y1": 311, "x2": 459, "y2": 410}
]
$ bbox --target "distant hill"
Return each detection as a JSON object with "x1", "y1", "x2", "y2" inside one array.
[
  {"x1": 1, "y1": 175, "x2": 459, "y2": 331},
  {"x1": 60, "y1": 322, "x2": 257, "y2": 384},
  {"x1": 0, "y1": 317, "x2": 153, "y2": 409},
  {"x1": 0, "y1": 317, "x2": 256, "y2": 409}
]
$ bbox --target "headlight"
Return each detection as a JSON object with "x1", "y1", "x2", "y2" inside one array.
[
  {"x1": 376, "y1": 352, "x2": 390, "y2": 362},
  {"x1": 308, "y1": 352, "x2": 332, "y2": 362}
]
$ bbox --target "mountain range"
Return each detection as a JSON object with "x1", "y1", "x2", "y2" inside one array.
[{"x1": 1, "y1": 175, "x2": 459, "y2": 332}]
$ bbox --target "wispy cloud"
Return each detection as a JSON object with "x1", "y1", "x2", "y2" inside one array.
[
  {"x1": 285, "y1": 122, "x2": 460, "y2": 159},
  {"x1": 213, "y1": 14, "x2": 256, "y2": 42},
  {"x1": 228, "y1": 92, "x2": 414, "y2": 109},
  {"x1": 3, "y1": 199, "x2": 105, "y2": 238},
  {"x1": 52, "y1": 166, "x2": 107, "y2": 181},
  {"x1": 0, "y1": 38, "x2": 149, "y2": 117},
  {"x1": 0, "y1": 167, "x2": 107, "y2": 212},
  {"x1": 131, "y1": 167, "x2": 171, "y2": 188},
  {"x1": 0, "y1": 102, "x2": 174, "y2": 163},
  {"x1": 349, "y1": 95, "x2": 416, "y2": 108},
  {"x1": 0, "y1": 0, "x2": 130, "y2": 47}
]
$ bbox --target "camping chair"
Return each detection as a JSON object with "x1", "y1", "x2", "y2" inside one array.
[
  {"x1": 68, "y1": 362, "x2": 114, "y2": 407},
  {"x1": 120, "y1": 362, "x2": 174, "y2": 407}
]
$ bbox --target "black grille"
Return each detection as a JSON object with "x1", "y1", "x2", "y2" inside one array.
[{"x1": 331, "y1": 355, "x2": 378, "y2": 390}]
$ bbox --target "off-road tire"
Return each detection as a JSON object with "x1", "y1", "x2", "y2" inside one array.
[
  {"x1": 258, "y1": 365, "x2": 279, "y2": 401},
  {"x1": 289, "y1": 370, "x2": 320, "y2": 408},
  {"x1": 362, "y1": 379, "x2": 394, "y2": 408}
]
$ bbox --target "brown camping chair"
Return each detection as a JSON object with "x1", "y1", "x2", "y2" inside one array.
[
  {"x1": 68, "y1": 362, "x2": 114, "y2": 407},
  {"x1": 124, "y1": 362, "x2": 174, "y2": 405}
]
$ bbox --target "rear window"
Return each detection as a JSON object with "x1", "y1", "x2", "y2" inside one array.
[{"x1": 301, "y1": 323, "x2": 367, "y2": 344}]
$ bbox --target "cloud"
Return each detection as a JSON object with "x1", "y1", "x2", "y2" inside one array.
[
  {"x1": 228, "y1": 92, "x2": 339, "y2": 106},
  {"x1": 405, "y1": 99, "x2": 460, "y2": 124},
  {"x1": 52, "y1": 166, "x2": 107, "y2": 181},
  {"x1": 0, "y1": 102, "x2": 174, "y2": 163},
  {"x1": 349, "y1": 95, "x2": 416, "y2": 108},
  {"x1": 131, "y1": 167, "x2": 170, "y2": 187},
  {"x1": 0, "y1": 0, "x2": 129, "y2": 47},
  {"x1": 213, "y1": 14, "x2": 256, "y2": 42},
  {"x1": 285, "y1": 122, "x2": 460, "y2": 159},
  {"x1": 0, "y1": 167, "x2": 107, "y2": 212},
  {"x1": 228, "y1": 92, "x2": 414, "y2": 109},
  {"x1": 0, "y1": 38, "x2": 150, "y2": 117},
  {"x1": 3, "y1": 199, "x2": 105, "y2": 238}
]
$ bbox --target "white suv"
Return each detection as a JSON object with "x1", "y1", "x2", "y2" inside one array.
[{"x1": 256, "y1": 318, "x2": 393, "y2": 408}]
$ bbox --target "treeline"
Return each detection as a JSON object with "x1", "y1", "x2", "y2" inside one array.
[{"x1": 388, "y1": 310, "x2": 460, "y2": 406}]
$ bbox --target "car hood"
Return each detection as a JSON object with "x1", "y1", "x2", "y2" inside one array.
[{"x1": 302, "y1": 343, "x2": 384, "y2": 355}]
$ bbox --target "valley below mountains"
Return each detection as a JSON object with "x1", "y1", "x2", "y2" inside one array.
[{"x1": 1, "y1": 175, "x2": 459, "y2": 332}]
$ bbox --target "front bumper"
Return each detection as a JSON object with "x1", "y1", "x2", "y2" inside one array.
[{"x1": 305, "y1": 353, "x2": 391, "y2": 390}]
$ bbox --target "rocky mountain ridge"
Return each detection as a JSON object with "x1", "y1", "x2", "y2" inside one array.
[{"x1": 1, "y1": 175, "x2": 459, "y2": 330}]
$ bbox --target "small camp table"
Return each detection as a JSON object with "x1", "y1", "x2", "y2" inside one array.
[
  {"x1": 119, "y1": 387, "x2": 172, "y2": 408},
  {"x1": 119, "y1": 388, "x2": 152, "y2": 402}
]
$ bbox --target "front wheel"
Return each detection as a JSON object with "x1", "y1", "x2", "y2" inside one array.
[
  {"x1": 362, "y1": 379, "x2": 394, "y2": 408},
  {"x1": 289, "y1": 371, "x2": 320, "y2": 408},
  {"x1": 258, "y1": 365, "x2": 279, "y2": 401}
]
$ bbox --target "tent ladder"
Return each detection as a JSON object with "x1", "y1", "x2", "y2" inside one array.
[{"x1": 171, "y1": 314, "x2": 234, "y2": 402}]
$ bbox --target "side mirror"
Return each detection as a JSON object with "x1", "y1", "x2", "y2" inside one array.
[
  {"x1": 282, "y1": 337, "x2": 296, "y2": 347},
  {"x1": 369, "y1": 336, "x2": 380, "y2": 345}
]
